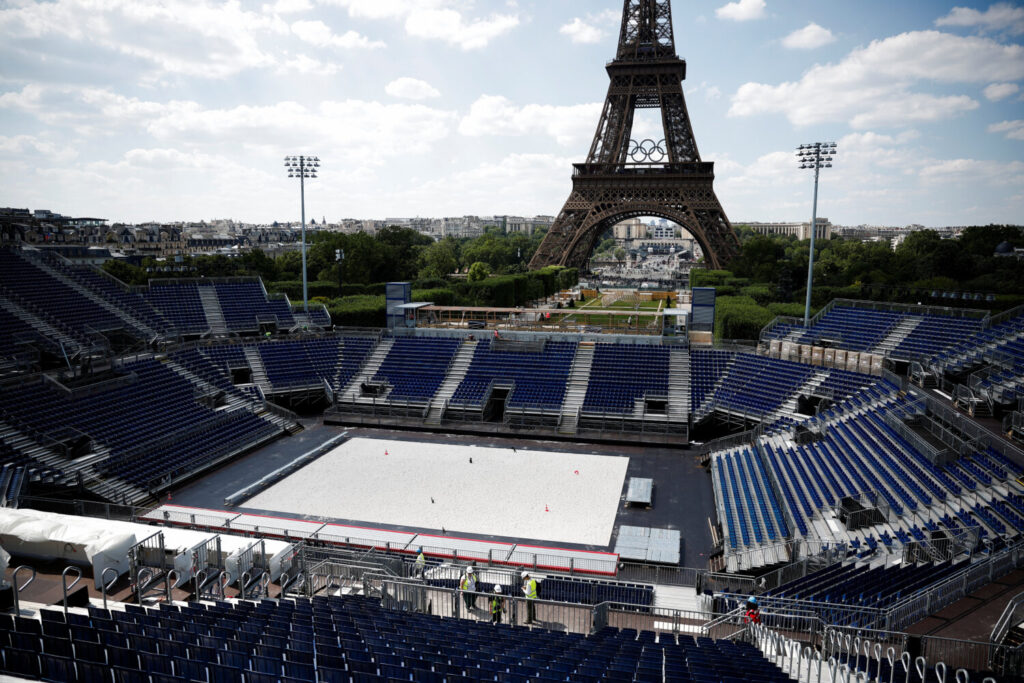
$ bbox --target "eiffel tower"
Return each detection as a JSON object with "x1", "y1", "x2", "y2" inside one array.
[{"x1": 529, "y1": 0, "x2": 739, "y2": 271}]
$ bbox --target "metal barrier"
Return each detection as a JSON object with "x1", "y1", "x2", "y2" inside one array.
[
  {"x1": 753, "y1": 621, "x2": 999, "y2": 683},
  {"x1": 822, "y1": 626, "x2": 1009, "y2": 681},
  {"x1": 377, "y1": 577, "x2": 597, "y2": 634}
]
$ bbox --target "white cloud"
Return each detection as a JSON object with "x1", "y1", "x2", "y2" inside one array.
[
  {"x1": 559, "y1": 11, "x2": 619, "y2": 45},
  {"x1": 405, "y1": 9, "x2": 518, "y2": 50},
  {"x1": 321, "y1": 0, "x2": 518, "y2": 49},
  {"x1": 0, "y1": 135, "x2": 77, "y2": 163},
  {"x1": 277, "y1": 54, "x2": 342, "y2": 76},
  {"x1": 409, "y1": 153, "x2": 572, "y2": 215},
  {"x1": 988, "y1": 120, "x2": 1024, "y2": 140},
  {"x1": 0, "y1": 85, "x2": 457, "y2": 164},
  {"x1": 782, "y1": 23, "x2": 836, "y2": 49},
  {"x1": 291, "y1": 20, "x2": 385, "y2": 48},
  {"x1": 0, "y1": 0, "x2": 288, "y2": 78},
  {"x1": 458, "y1": 95, "x2": 600, "y2": 146},
  {"x1": 730, "y1": 30, "x2": 1023, "y2": 127},
  {"x1": 849, "y1": 93, "x2": 979, "y2": 128},
  {"x1": 716, "y1": 0, "x2": 766, "y2": 22},
  {"x1": 920, "y1": 158, "x2": 1024, "y2": 184},
  {"x1": 385, "y1": 77, "x2": 440, "y2": 100},
  {"x1": 319, "y1": 0, "x2": 434, "y2": 21},
  {"x1": 984, "y1": 82, "x2": 1021, "y2": 100},
  {"x1": 263, "y1": 0, "x2": 313, "y2": 14},
  {"x1": 936, "y1": 3, "x2": 1024, "y2": 35},
  {"x1": 560, "y1": 18, "x2": 605, "y2": 44}
]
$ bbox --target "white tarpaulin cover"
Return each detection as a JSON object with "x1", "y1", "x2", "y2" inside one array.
[{"x1": 0, "y1": 508, "x2": 137, "y2": 589}]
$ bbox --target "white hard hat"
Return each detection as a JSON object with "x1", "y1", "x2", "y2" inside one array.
[
  {"x1": 493, "y1": 585, "x2": 502, "y2": 594},
  {"x1": 521, "y1": 571, "x2": 529, "y2": 578},
  {"x1": 466, "y1": 566, "x2": 474, "y2": 573}
]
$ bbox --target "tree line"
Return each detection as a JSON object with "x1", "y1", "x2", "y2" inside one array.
[
  {"x1": 103, "y1": 224, "x2": 578, "y2": 327},
  {"x1": 705, "y1": 224, "x2": 1024, "y2": 340}
]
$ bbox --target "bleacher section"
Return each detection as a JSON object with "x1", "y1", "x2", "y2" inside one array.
[
  {"x1": 372, "y1": 337, "x2": 461, "y2": 403},
  {"x1": 257, "y1": 338, "x2": 342, "y2": 390},
  {"x1": 762, "y1": 560, "x2": 964, "y2": 613},
  {"x1": 146, "y1": 281, "x2": 209, "y2": 335},
  {"x1": 763, "y1": 304, "x2": 986, "y2": 359},
  {"x1": 929, "y1": 310, "x2": 1024, "y2": 375},
  {"x1": 333, "y1": 337, "x2": 377, "y2": 392},
  {"x1": 703, "y1": 355, "x2": 816, "y2": 418},
  {"x1": 582, "y1": 344, "x2": 669, "y2": 415},
  {"x1": 0, "y1": 307, "x2": 49, "y2": 359},
  {"x1": 28, "y1": 250, "x2": 172, "y2": 337},
  {"x1": 450, "y1": 339, "x2": 577, "y2": 410},
  {"x1": 0, "y1": 249, "x2": 142, "y2": 341},
  {"x1": 0, "y1": 595, "x2": 792, "y2": 683},
  {"x1": 711, "y1": 381, "x2": 1024, "y2": 568},
  {"x1": 215, "y1": 282, "x2": 295, "y2": 332},
  {"x1": 0, "y1": 358, "x2": 283, "y2": 494},
  {"x1": 689, "y1": 350, "x2": 734, "y2": 415}
]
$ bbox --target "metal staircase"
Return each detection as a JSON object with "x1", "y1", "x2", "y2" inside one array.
[
  {"x1": 425, "y1": 339, "x2": 478, "y2": 425},
  {"x1": 18, "y1": 250, "x2": 161, "y2": 340},
  {"x1": 0, "y1": 290, "x2": 84, "y2": 354},
  {"x1": 668, "y1": 348, "x2": 690, "y2": 422},
  {"x1": 873, "y1": 316, "x2": 921, "y2": 355},
  {"x1": 198, "y1": 286, "x2": 229, "y2": 336},
  {"x1": 243, "y1": 346, "x2": 270, "y2": 391},
  {"x1": 558, "y1": 341, "x2": 595, "y2": 435},
  {"x1": 340, "y1": 338, "x2": 394, "y2": 402}
]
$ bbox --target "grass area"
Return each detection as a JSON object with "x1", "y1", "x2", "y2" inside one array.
[{"x1": 605, "y1": 299, "x2": 666, "y2": 311}]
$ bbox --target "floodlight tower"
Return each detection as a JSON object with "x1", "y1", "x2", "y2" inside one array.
[
  {"x1": 796, "y1": 142, "x2": 837, "y2": 327},
  {"x1": 284, "y1": 155, "x2": 320, "y2": 314}
]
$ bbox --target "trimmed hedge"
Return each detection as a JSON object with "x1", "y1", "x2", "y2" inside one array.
[
  {"x1": 326, "y1": 295, "x2": 386, "y2": 328},
  {"x1": 715, "y1": 295, "x2": 776, "y2": 341}
]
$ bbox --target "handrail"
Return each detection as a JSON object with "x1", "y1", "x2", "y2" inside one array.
[
  {"x1": 136, "y1": 567, "x2": 154, "y2": 604},
  {"x1": 164, "y1": 569, "x2": 177, "y2": 603},
  {"x1": 61, "y1": 565, "x2": 82, "y2": 616},
  {"x1": 100, "y1": 566, "x2": 119, "y2": 610},
  {"x1": 991, "y1": 590, "x2": 1024, "y2": 644},
  {"x1": 12, "y1": 565, "x2": 36, "y2": 614}
]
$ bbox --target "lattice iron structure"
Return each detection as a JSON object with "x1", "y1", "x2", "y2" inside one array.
[{"x1": 530, "y1": 0, "x2": 740, "y2": 271}]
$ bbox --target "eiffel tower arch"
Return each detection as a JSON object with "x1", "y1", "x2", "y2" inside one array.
[{"x1": 530, "y1": 0, "x2": 740, "y2": 271}]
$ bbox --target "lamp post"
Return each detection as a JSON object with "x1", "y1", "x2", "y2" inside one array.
[
  {"x1": 342, "y1": 248, "x2": 350, "y2": 296},
  {"x1": 284, "y1": 155, "x2": 320, "y2": 314},
  {"x1": 796, "y1": 142, "x2": 837, "y2": 328}
]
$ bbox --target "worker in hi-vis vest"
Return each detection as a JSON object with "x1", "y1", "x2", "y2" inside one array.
[
  {"x1": 490, "y1": 585, "x2": 505, "y2": 624},
  {"x1": 414, "y1": 547, "x2": 426, "y2": 577},
  {"x1": 459, "y1": 566, "x2": 477, "y2": 613},
  {"x1": 521, "y1": 571, "x2": 538, "y2": 624}
]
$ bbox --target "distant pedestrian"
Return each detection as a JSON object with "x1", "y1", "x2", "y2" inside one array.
[
  {"x1": 521, "y1": 571, "x2": 538, "y2": 624},
  {"x1": 460, "y1": 566, "x2": 477, "y2": 613},
  {"x1": 490, "y1": 585, "x2": 505, "y2": 624},
  {"x1": 744, "y1": 596, "x2": 761, "y2": 625},
  {"x1": 414, "y1": 547, "x2": 426, "y2": 578}
]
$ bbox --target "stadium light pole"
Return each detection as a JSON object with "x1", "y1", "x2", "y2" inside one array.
[
  {"x1": 796, "y1": 142, "x2": 837, "y2": 328},
  {"x1": 284, "y1": 155, "x2": 320, "y2": 314}
]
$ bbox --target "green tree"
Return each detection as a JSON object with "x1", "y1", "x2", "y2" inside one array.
[
  {"x1": 467, "y1": 261, "x2": 491, "y2": 282},
  {"x1": 418, "y1": 237, "x2": 460, "y2": 280}
]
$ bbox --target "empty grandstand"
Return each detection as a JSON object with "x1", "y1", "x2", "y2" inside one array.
[{"x1": 3, "y1": 239, "x2": 1024, "y2": 682}]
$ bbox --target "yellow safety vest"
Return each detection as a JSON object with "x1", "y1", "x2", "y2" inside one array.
[
  {"x1": 490, "y1": 597, "x2": 503, "y2": 615},
  {"x1": 415, "y1": 552, "x2": 425, "y2": 568},
  {"x1": 524, "y1": 578, "x2": 538, "y2": 599}
]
